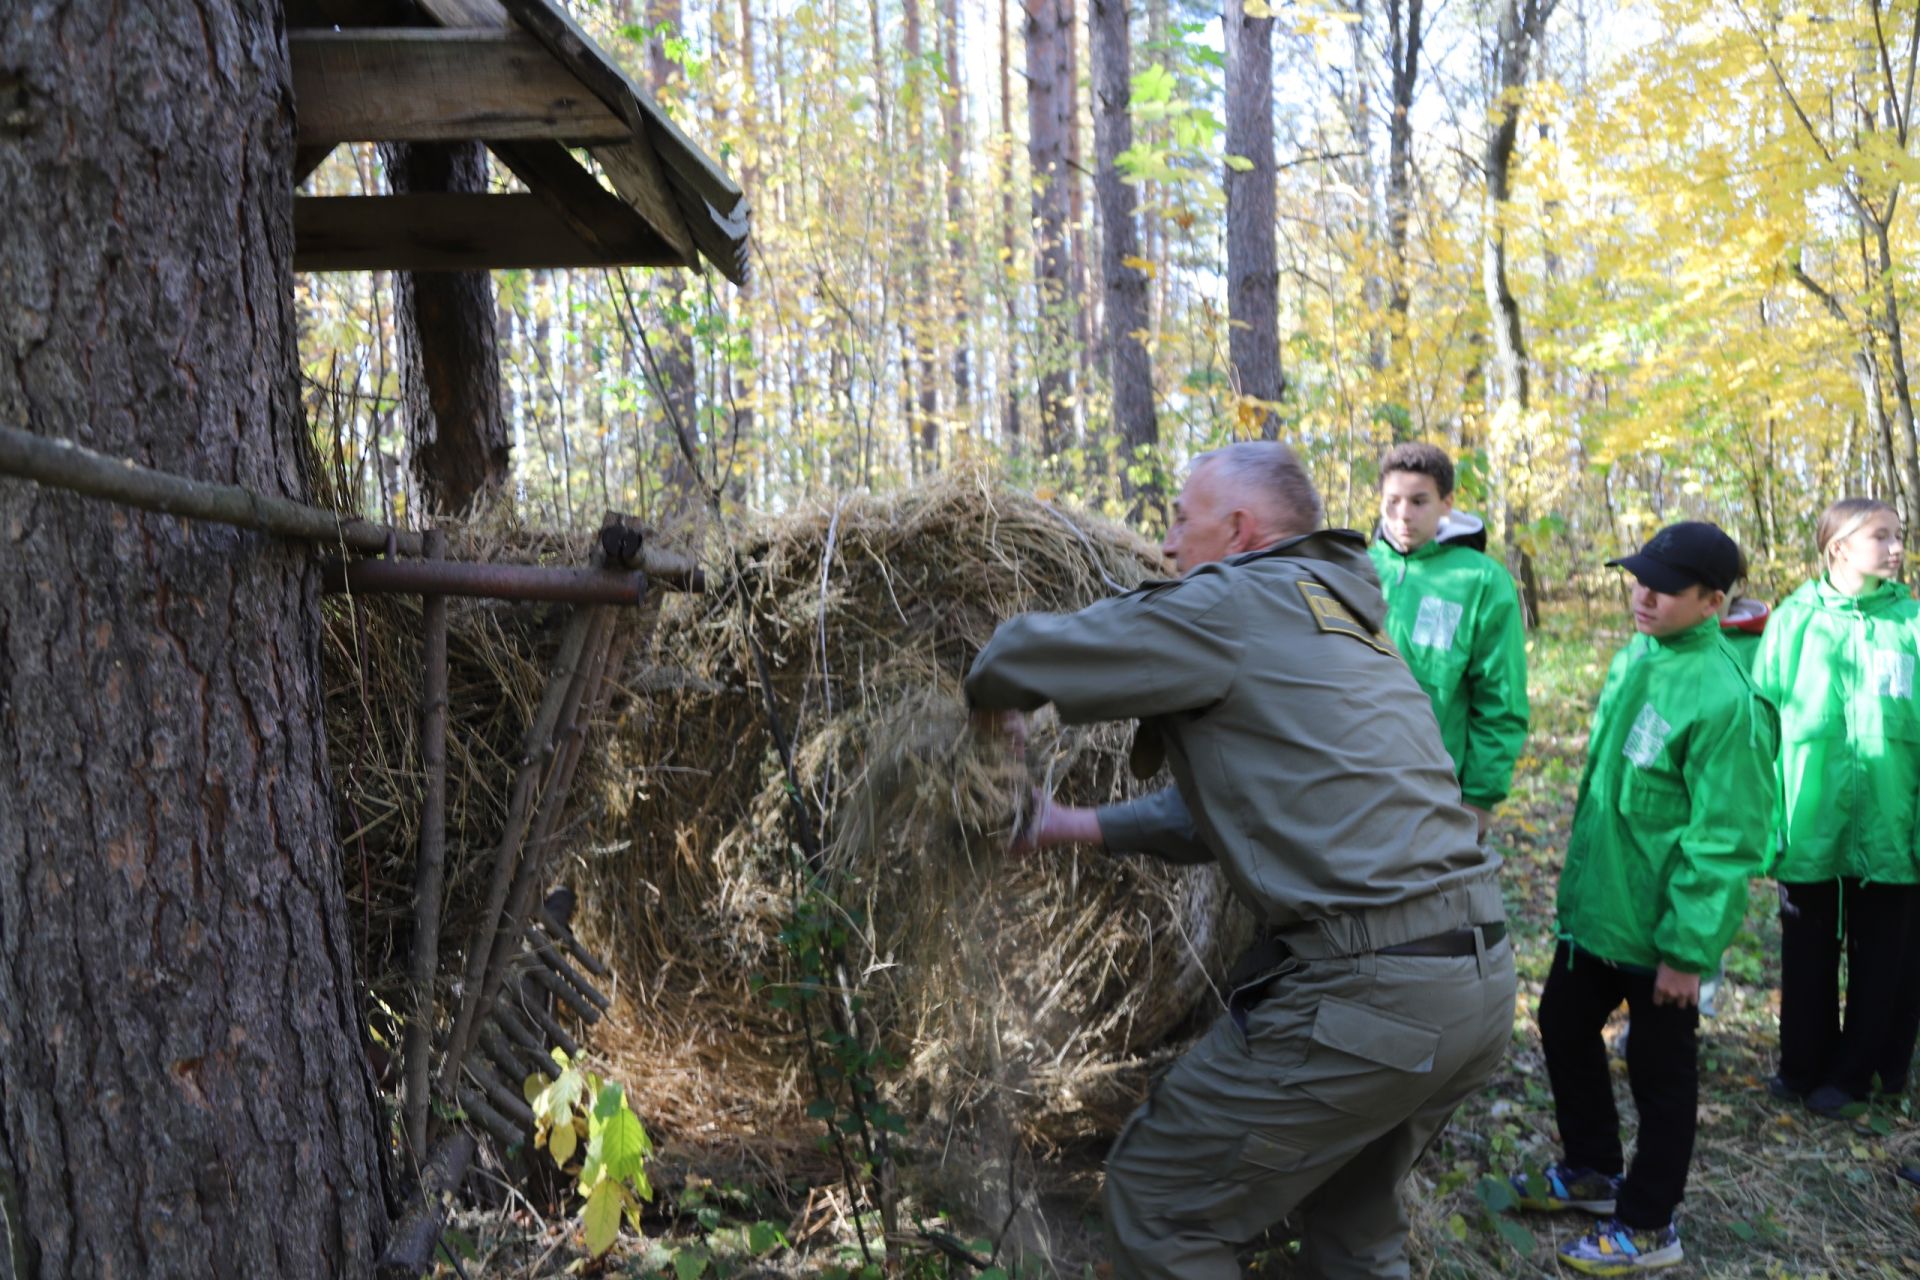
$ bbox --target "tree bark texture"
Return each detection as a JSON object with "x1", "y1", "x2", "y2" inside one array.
[
  {"x1": 1385, "y1": 0, "x2": 1424, "y2": 393},
  {"x1": 903, "y1": 0, "x2": 940, "y2": 473},
  {"x1": 1224, "y1": 0, "x2": 1283, "y2": 432},
  {"x1": 1091, "y1": 0, "x2": 1158, "y2": 507},
  {"x1": 0, "y1": 4, "x2": 388, "y2": 1277},
  {"x1": 1026, "y1": 0, "x2": 1075, "y2": 453},
  {"x1": 942, "y1": 0, "x2": 972, "y2": 412},
  {"x1": 1000, "y1": 0, "x2": 1023, "y2": 450},
  {"x1": 380, "y1": 141, "x2": 510, "y2": 518},
  {"x1": 1481, "y1": 0, "x2": 1553, "y2": 625}
]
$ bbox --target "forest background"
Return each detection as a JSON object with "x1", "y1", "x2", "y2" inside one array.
[{"x1": 303, "y1": 0, "x2": 1920, "y2": 606}]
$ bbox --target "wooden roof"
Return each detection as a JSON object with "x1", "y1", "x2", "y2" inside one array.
[{"x1": 289, "y1": 0, "x2": 749, "y2": 283}]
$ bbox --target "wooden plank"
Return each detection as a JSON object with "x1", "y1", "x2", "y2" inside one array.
[
  {"x1": 293, "y1": 193, "x2": 677, "y2": 271},
  {"x1": 487, "y1": 140, "x2": 688, "y2": 267},
  {"x1": 490, "y1": 0, "x2": 736, "y2": 273},
  {"x1": 590, "y1": 140, "x2": 695, "y2": 266},
  {"x1": 408, "y1": 0, "x2": 712, "y2": 271},
  {"x1": 294, "y1": 144, "x2": 337, "y2": 187},
  {"x1": 291, "y1": 29, "x2": 629, "y2": 145},
  {"x1": 496, "y1": 0, "x2": 743, "y2": 216}
]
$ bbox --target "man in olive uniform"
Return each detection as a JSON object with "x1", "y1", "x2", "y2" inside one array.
[{"x1": 965, "y1": 442, "x2": 1516, "y2": 1279}]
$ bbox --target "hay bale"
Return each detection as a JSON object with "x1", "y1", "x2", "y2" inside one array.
[{"x1": 583, "y1": 481, "x2": 1254, "y2": 1143}]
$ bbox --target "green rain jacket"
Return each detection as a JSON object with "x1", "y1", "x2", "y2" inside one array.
[
  {"x1": 1557, "y1": 618, "x2": 1779, "y2": 975},
  {"x1": 1750, "y1": 577, "x2": 1920, "y2": 885},
  {"x1": 1369, "y1": 514, "x2": 1530, "y2": 809}
]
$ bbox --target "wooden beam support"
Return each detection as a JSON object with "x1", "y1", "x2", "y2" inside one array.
[
  {"x1": 291, "y1": 28, "x2": 630, "y2": 146},
  {"x1": 294, "y1": 144, "x2": 337, "y2": 187},
  {"x1": 407, "y1": 0, "x2": 701, "y2": 268},
  {"x1": 293, "y1": 193, "x2": 678, "y2": 271},
  {"x1": 486, "y1": 140, "x2": 689, "y2": 268}
]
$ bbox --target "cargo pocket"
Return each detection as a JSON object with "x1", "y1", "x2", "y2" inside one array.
[
  {"x1": 1291, "y1": 996, "x2": 1442, "y2": 1116},
  {"x1": 1235, "y1": 1129, "x2": 1312, "y2": 1174}
]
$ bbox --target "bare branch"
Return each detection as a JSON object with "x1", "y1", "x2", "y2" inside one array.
[{"x1": 1789, "y1": 257, "x2": 1854, "y2": 326}]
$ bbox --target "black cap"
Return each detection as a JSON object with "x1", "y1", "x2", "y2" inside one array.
[{"x1": 1607, "y1": 522, "x2": 1743, "y2": 594}]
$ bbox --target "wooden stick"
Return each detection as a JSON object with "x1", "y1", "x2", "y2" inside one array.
[
  {"x1": 522, "y1": 962, "x2": 601, "y2": 1026},
  {"x1": 456, "y1": 1086, "x2": 524, "y2": 1147},
  {"x1": 509, "y1": 978, "x2": 581, "y2": 1060},
  {"x1": 0, "y1": 425, "x2": 704, "y2": 584},
  {"x1": 491, "y1": 1001, "x2": 549, "y2": 1062},
  {"x1": 536, "y1": 910, "x2": 610, "y2": 978},
  {"x1": 438, "y1": 602, "x2": 597, "y2": 1091},
  {"x1": 376, "y1": 1132, "x2": 476, "y2": 1280},
  {"x1": 467, "y1": 1060, "x2": 537, "y2": 1132},
  {"x1": 454, "y1": 605, "x2": 614, "y2": 1075},
  {"x1": 480, "y1": 1020, "x2": 548, "y2": 1086},
  {"x1": 404, "y1": 528, "x2": 450, "y2": 1156},
  {"x1": 527, "y1": 926, "x2": 611, "y2": 1011}
]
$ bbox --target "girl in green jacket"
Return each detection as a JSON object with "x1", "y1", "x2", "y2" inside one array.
[{"x1": 1751, "y1": 497, "x2": 1920, "y2": 1117}]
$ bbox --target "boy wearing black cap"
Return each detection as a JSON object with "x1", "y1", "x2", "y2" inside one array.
[{"x1": 1511, "y1": 522, "x2": 1779, "y2": 1274}]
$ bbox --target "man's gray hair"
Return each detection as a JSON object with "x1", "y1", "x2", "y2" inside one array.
[{"x1": 1195, "y1": 441, "x2": 1326, "y2": 535}]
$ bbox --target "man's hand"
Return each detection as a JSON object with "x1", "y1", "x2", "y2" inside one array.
[
  {"x1": 970, "y1": 708, "x2": 1029, "y2": 754},
  {"x1": 1012, "y1": 791, "x2": 1103, "y2": 854},
  {"x1": 1652, "y1": 963, "x2": 1701, "y2": 1008},
  {"x1": 1466, "y1": 804, "x2": 1492, "y2": 841}
]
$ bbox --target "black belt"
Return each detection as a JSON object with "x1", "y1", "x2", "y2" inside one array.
[{"x1": 1377, "y1": 922, "x2": 1507, "y2": 957}]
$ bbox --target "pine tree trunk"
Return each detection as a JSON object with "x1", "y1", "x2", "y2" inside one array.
[
  {"x1": 1001, "y1": 0, "x2": 1024, "y2": 451},
  {"x1": 942, "y1": 0, "x2": 972, "y2": 414},
  {"x1": 0, "y1": 4, "x2": 388, "y2": 1276},
  {"x1": 1384, "y1": 0, "x2": 1424, "y2": 410},
  {"x1": 1224, "y1": 0, "x2": 1283, "y2": 433},
  {"x1": 1092, "y1": 0, "x2": 1158, "y2": 511},
  {"x1": 381, "y1": 142, "x2": 510, "y2": 517},
  {"x1": 1481, "y1": 0, "x2": 1553, "y2": 626},
  {"x1": 1027, "y1": 0, "x2": 1074, "y2": 453}
]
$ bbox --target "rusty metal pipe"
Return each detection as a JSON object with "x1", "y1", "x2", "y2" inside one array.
[{"x1": 320, "y1": 556, "x2": 647, "y2": 604}]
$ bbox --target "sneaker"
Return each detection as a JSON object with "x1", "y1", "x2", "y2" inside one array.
[
  {"x1": 1765, "y1": 1074, "x2": 1805, "y2": 1103},
  {"x1": 1804, "y1": 1084, "x2": 1865, "y2": 1119},
  {"x1": 1557, "y1": 1218, "x2": 1684, "y2": 1274},
  {"x1": 1511, "y1": 1161, "x2": 1621, "y2": 1214}
]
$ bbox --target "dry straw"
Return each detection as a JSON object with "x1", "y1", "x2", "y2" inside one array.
[
  {"x1": 582, "y1": 478, "x2": 1251, "y2": 1150},
  {"x1": 322, "y1": 480, "x2": 1250, "y2": 1156}
]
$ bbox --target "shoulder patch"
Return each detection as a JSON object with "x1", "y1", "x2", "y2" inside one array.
[{"x1": 1297, "y1": 581, "x2": 1398, "y2": 656}]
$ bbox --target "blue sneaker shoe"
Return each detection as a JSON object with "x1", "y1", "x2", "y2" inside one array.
[
  {"x1": 1557, "y1": 1218, "x2": 1683, "y2": 1274},
  {"x1": 1510, "y1": 1161, "x2": 1620, "y2": 1214}
]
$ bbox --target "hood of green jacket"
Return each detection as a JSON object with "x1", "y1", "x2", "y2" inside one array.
[
  {"x1": 1751, "y1": 576, "x2": 1920, "y2": 884},
  {"x1": 1558, "y1": 618, "x2": 1780, "y2": 974},
  {"x1": 1367, "y1": 529, "x2": 1530, "y2": 808}
]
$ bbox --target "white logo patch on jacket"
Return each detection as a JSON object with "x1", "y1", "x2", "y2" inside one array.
[
  {"x1": 1871, "y1": 649, "x2": 1915, "y2": 700},
  {"x1": 1623, "y1": 703, "x2": 1673, "y2": 768},
  {"x1": 1411, "y1": 596, "x2": 1465, "y2": 651}
]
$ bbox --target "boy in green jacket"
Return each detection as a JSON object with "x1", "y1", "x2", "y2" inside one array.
[
  {"x1": 1369, "y1": 443, "x2": 1530, "y2": 837},
  {"x1": 1512, "y1": 522, "x2": 1779, "y2": 1274}
]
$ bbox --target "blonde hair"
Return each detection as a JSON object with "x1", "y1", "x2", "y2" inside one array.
[{"x1": 1816, "y1": 497, "x2": 1898, "y2": 564}]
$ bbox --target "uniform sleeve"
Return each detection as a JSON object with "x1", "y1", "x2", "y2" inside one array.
[
  {"x1": 1097, "y1": 788, "x2": 1215, "y2": 864},
  {"x1": 963, "y1": 576, "x2": 1245, "y2": 723},
  {"x1": 1459, "y1": 570, "x2": 1531, "y2": 809},
  {"x1": 1654, "y1": 693, "x2": 1780, "y2": 975}
]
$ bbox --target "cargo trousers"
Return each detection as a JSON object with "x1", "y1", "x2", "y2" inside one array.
[{"x1": 1103, "y1": 930, "x2": 1516, "y2": 1279}]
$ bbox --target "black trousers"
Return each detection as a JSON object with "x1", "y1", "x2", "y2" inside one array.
[
  {"x1": 1777, "y1": 879, "x2": 1920, "y2": 1099},
  {"x1": 1538, "y1": 942, "x2": 1697, "y2": 1230}
]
